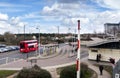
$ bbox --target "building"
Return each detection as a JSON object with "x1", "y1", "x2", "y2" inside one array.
[
  {"x1": 104, "y1": 22, "x2": 120, "y2": 37},
  {"x1": 88, "y1": 39, "x2": 120, "y2": 62}
]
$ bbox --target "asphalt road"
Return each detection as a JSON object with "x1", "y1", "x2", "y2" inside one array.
[
  {"x1": 0, "y1": 43, "x2": 67, "y2": 59},
  {"x1": 0, "y1": 44, "x2": 67, "y2": 65},
  {"x1": 0, "y1": 44, "x2": 88, "y2": 66}
]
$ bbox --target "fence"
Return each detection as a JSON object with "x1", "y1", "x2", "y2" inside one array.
[{"x1": 0, "y1": 57, "x2": 19, "y2": 65}]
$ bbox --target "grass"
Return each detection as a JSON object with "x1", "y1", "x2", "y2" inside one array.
[
  {"x1": 0, "y1": 70, "x2": 18, "y2": 78},
  {"x1": 85, "y1": 68, "x2": 97, "y2": 78}
]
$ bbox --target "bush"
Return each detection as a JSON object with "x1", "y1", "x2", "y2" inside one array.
[
  {"x1": 16, "y1": 65, "x2": 51, "y2": 78},
  {"x1": 60, "y1": 63, "x2": 92, "y2": 78},
  {"x1": 81, "y1": 64, "x2": 92, "y2": 78},
  {"x1": 60, "y1": 65, "x2": 76, "y2": 78}
]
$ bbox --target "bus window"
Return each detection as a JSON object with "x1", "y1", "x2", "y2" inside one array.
[
  {"x1": 29, "y1": 45, "x2": 34, "y2": 48},
  {"x1": 20, "y1": 43, "x2": 25, "y2": 48}
]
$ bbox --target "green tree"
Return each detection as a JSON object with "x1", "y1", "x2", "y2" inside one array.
[
  {"x1": 0, "y1": 35, "x2": 5, "y2": 42},
  {"x1": 4, "y1": 32, "x2": 17, "y2": 45}
]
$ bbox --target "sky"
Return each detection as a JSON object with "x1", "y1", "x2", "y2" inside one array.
[{"x1": 0, "y1": 0, "x2": 120, "y2": 34}]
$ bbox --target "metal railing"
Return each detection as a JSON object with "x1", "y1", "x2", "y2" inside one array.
[{"x1": 0, "y1": 57, "x2": 20, "y2": 65}]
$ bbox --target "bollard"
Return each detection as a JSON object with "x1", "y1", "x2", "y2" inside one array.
[{"x1": 6, "y1": 57, "x2": 8, "y2": 64}]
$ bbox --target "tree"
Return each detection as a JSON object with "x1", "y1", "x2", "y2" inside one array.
[
  {"x1": 4, "y1": 32, "x2": 16, "y2": 45},
  {"x1": 0, "y1": 35, "x2": 5, "y2": 42}
]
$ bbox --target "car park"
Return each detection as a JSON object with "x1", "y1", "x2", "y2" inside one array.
[{"x1": 5, "y1": 46, "x2": 19, "y2": 51}]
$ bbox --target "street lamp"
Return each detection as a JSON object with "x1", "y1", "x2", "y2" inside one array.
[
  {"x1": 24, "y1": 25, "x2": 29, "y2": 59},
  {"x1": 24, "y1": 25, "x2": 25, "y2": 40},
  {"x1": 36, "y1": 27, "x2": 40, "y2": 56},
  {"x1": 57, "y1": 26, "x2": 59, "y2": 48}
]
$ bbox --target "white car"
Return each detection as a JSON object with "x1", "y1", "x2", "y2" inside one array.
[{"x1": 0, "y1": 48, "x2": 8, "y2": 53}]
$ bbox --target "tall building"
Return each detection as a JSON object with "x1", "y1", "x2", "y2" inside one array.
[{"x1": 104, "y1": 22, "x2": 120, "y2": 37}]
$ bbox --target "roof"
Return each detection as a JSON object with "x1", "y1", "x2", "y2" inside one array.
[
  {"x1": 20, "y1": 40, "x2": 37, "y2": 43},
  {"x1": 104, "y1": 23, "x2": 120, "y2": 26},
  {"x1": 87, "y1": 39, "x2": 120, "y2": 48}
]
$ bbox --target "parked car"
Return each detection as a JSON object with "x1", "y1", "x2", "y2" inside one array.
[
  {"x1": 14, "y1": 46, "x2": 20, "y2": 50},
  {"x1": 5, "y1": 46, "x2": 13, "y2": 51},
  {"x1": 0, "y1": 48, "x2": 8, "y2": 53},
  {"x1": 0, "y1": 48, "x2": 3, "y2": 53}
]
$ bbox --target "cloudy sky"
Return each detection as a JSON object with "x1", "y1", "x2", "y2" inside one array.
[{"x1": 0, "y1": 0, "x2": 120, "y2": 34}]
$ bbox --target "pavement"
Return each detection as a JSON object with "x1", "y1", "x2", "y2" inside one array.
[
  {"x1": 0, "y1": 45, "x2": 112, "y2": 78},
  {"x1": 89, "y1": 65, "x2": 111, "y2": 78},
  {"x1": 1, "y1": 57, "x2": 111, "y2": 78},
  {"x1": 80, "y1": 57, "x2": 111, "y2": 78}
]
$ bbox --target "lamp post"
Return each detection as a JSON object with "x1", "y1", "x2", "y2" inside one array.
[
  {"x1": 58, "y1": 26, "x2": 59, "y2": 48},
  {"x1": 36, "y1": 27, "x2": 40, "y2": 56},
  {"x1": 24, "y1": 25, "x2": 26, "y2": 40},
  {"x1": 24, "y1": 25, "x2": 29, "y2": 59},
  {"x1": 24, "y1": 25, "x2": 27, "y2": 58}
]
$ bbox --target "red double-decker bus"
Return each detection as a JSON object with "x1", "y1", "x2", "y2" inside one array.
[{"x1": 20, "y1": 40, "x2": 38, "y2": 53}]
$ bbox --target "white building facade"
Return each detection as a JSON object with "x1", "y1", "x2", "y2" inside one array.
[{"x1": 88, "y1": 40, "x2": 120, "y2": 62}]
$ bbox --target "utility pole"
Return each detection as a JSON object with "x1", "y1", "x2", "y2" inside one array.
[
  {"x1": 36, "y1": 27, "x2": 40, "y2": 56},
  {"x1": 58, "y1": 26, "x2": 59, "y2": 48},
  {"x1": 24, "y1": 25, "x2": 28, "y2": 59},
  {"x1": 24, "y1": 25, "x2": 25, "y2": 40}
]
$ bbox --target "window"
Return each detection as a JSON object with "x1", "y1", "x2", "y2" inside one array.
[
  {"x1": 27, "y1": 41, "x2": 37, "y2": 44},
  {"x1": 20, "y1": 43, "x2": 25, "y2": 48},
  {"x1": 91, "y1": 50, "x2": 98, "y2": 52},
  {"x1": 29, "y1": 45, "x2": 34, "y2": 48}
]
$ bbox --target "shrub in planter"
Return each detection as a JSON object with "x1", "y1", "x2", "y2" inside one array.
[
  {"x1": 60, "y1": 65, "x2": 76, "y2": 78},
  {"x1": 60, "y1": 63, "x2": 91, "y2": 78},
  {"x1": 16, "y1": 65, "x2": 51, "y2": 78}
]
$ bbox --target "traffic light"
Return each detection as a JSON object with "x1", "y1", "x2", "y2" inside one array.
[{"x1": 109, "y1": 58, "x2": 115, "y2": 64}]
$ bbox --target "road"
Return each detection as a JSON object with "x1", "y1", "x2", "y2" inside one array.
[
  {"x1": 0, "y1": 44, "x2": 88, "y2": 67},
  {"x1": 0, "y1": 43, "x2": 67, "y2": 60},
  {"x1": 0, "y1": 44, "x2": 67, "y2": 65}
]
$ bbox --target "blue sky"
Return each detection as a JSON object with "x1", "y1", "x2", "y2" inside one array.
[{"x1": 0, "y1": 0, "x2": 120, "y2": 34}]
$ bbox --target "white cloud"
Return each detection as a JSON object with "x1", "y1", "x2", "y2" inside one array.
[
  {"x1": 17, "y1": 22, "x2": 25, "y2": 27},
  {"x1": 45, "y1": 1, "x2": 120, "y2": 34},
  {"x1": 0, "y1": 2, "x2": 30, "y2": 8},
  {"x1": 1, "y1": 0, "x2": 120, "y2": 34},
  {"x1": 93, "y1": 0, "x2": 120, "y2": 10},
  {"x1": 0, "y1": 13, "x2": 8, "y2": 20},
  {"x1": 0, "y1": 13, "x2": 28, "y2": 34},
  {"x1": 0, "y1": 21, "x2": 12, "y2": 34},
  {"x1": 10, "y1": 17, "x2": 20, "y2": 25},
  {"x1": 42, "y1": 2, "x2": 80, "y2": 17}
]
